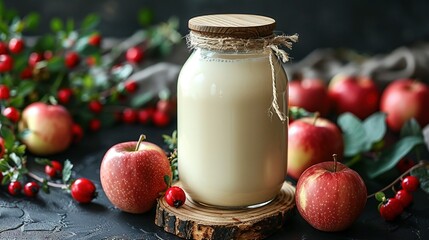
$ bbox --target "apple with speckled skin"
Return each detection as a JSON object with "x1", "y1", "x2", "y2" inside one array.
[
  {"x1": 289, "y1": 78, "x2": 331, "y2": 116},
  {"x1": 295, "y1": 159, "x2": 367, "y2": 232},
  {"x1": 328, "y1": 74, "x2": 379, "y2": 119},
  {"x1": 380, "y1": 79, "x2": 429, "y2": 132},
  {"x1": 19, "y1": 102, "x2": 73, "y2": 155},
  {"x1": 287, "y1": 116, "x2": 344, "y2": 180},
  {"x1": 100, "y1": 135, "x2": 172, "y2": 214}
]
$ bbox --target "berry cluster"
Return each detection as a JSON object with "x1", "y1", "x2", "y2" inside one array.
[
  {"x1": 376, "y1": 175, "x2": 420, "y2": 221},
  {"x1": 1, "y1": 158, "x2": 97, "y2": 203}
]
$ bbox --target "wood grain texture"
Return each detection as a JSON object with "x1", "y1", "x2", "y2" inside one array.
[
  {"x1": 188, "y1": 14, "x2": 276, "y2": 38},
  {"x1": 155, "y1": 181, "x2": 295, "y2": 240}
]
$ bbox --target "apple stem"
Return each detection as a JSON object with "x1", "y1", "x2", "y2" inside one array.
[
  {"x1": 367, "y1": 160, "x2": 428, "y2": 199},
  {"x1": 312, "y1": 112, "x2": 320, "y2": 125},
  {"x1": 135, "y1": 134, "x2": 146, "y2": 151},
  {"x1": 332, "y1": 154, "x2": 338, "y2": 172}
]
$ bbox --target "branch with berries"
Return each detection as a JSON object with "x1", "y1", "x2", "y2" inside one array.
[{"x1": 0, "y1": 4, "x2": 180, "y2": 202}]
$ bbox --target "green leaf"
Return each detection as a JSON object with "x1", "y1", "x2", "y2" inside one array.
[
  {"x1": 2, "y1": 173, "x2": 10, "y2": 185},
  {"x1": 17, "y1": 81, "x2": 36, "y2": 97},
  {"x1": 33, "y1": 34, "x2": 56, "y2": 51},
  {"x1": 337, "y1": 113, "x2": 367, "y2": 157},
  {"x1": 164, "y1": 175, "x2": 171, "y2": 187},
  {"x1": 66, "y1": 18, "x2": 74, "y2": 33},
  {"x1": 35, "y1": 158, "x2": 52, "y2": 166},
  {"x1": 42, "y1": 179, "x2": 50, "y2": 194},
  {"x1": 400, "y1": 118, "x2": 423, "y2": 138},
  {"x1": 14, "y1": 144, "x2": 26, "y2": 155},
  {"x1": 62, "y1": 159, "x2": 73, "y2": 184},
  {"x1": 367, "y1": 136, "x2": 424, "y2": 178},
  {"x1": 81, "y1": 14, "x2": 100, "y2": 32},
  {"x1": 362, "y1": 112, "x2": 386, "y2": 150},
  {"x1": 0, "y1": 126, "x2": 15, "y2": 150},
  {"x1": 138, "y1": 8, "x2": 154, "y2": 27},
  {"x1": 9, "y1": 153, "x2": 22, "y2": 168},
  {"x1": 50, "y1": 18, "x2": 63, "y2": 32},
  {"x1": 411, "y1": 165, "x2": 429, "y2": 193},
  {"x1": 47, "y1": 57, "x2": 64, "y2": 72},
  {"x1": 0, "y1": 21, "x2": 8, "y2": 34},
  {"x1": 23, "y1": 12, "x2": 40, "y2": 30},
  {"x1": 0, "y1": 159, "x2": 11, "y2": 172}
]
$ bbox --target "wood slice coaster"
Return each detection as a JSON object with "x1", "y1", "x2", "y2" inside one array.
[{"x1": 155, "y1": 181, "x2": 295, "y2": 240}]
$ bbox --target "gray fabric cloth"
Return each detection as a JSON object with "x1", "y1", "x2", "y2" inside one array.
[{"x1": 284, "y1": 43, "x2": 429, "y2": 88}]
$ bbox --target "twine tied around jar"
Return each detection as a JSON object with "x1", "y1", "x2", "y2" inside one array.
[{"x1": 186, "y1": 32, "x2": 299, "y2": 122}]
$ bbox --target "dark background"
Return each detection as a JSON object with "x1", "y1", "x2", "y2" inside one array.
[{"x1": 4, "y1": 0, "x2": 429, "y2": 60}]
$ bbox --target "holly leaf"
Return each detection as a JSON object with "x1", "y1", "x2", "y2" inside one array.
[
  {"x1": 338, "y1": 113, "x2": 367, "y2": 157},
  {"x1": 138, "y1": 8, "x2": 154, "y2": 27},
  {"x1": 367, "y1": 136, "x2": 424, "y2": 178}
]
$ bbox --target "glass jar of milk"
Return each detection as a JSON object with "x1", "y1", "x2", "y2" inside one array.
[{"x1": 177, "y1": 14, "x2": 296, "y2": 208}]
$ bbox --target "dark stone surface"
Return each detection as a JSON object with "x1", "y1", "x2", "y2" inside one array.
[{"x1": 0, "y1": 122, "x2": 428, "y2": 239}]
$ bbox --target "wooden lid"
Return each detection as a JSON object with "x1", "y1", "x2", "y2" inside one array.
[{"x1": 188, "y1": 14, "x2": 276, "y2": 38}]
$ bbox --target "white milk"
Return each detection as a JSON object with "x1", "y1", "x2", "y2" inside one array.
[{"x1": 177, "y1": 48, "x2": 288, "y2": 208}]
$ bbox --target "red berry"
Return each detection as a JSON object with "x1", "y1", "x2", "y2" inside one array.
[
  {"x1": 28, "y1": 52, "x2": 44, "y2": 67},
  {"x1": 88, "y1": 100, "x2": 103, "y2": 113},
  {"x1": 65, "y1": 51, "x2": 80, "y2": 69},
  {"x1": 396, "y1": 158, "x2": 415, "y2": 174},
  {"x1": 8, "y1": 181, "x2": 22, "y2": 196},
  {"x1": 0, "y1": 137, "x2": 5, "y2": 158},
  {"x1": 0, "y1": 41, "x2": 7, "y2": 54},
  {"x1": 89, "y1": 118, "x2": 101, "y2": 132},
  {"x1": 395, "y1": 189, "x2": 413, "y2": 208},
  {"x1": 0, "y1": 84, "x2": 10, "y2": 100},
  {"x1": 45, "y1": 160, "x2": 63, "y2": 178},
  {"x1": 72, "y1": 123, "x2": 84, "y2": 143},
  {"x1": 152, "y1": 110, "x2": 170, "y2": 127},
  {"x1": 86, "y1": 56, "x2": 97, "y2": 66},
  {"x1": 20, "y1": 66, "x2": 33, "y2": 79},
  {"x1": 57, "y1": 88, "x2": 74, "y2": 104},
  {"x1": 379, "y1": 198, "x2": 403, "y2": 221},
  {"x1": 3, "y1": 107, "x2": 20, "y2": 122},
  {"x1": 126, "y1": 46, "x2": 144, "y2": 63},
  {"x1": 122, "y1": 108, "x2": 137, "y2": 124},
  {"x1": 0, "y1": 54, "x2": 14, "y2": 72},
  {"x1": 165, "y1": 186, "x2": 186, "y2": 208},
  {"x1": 8, "y1": 38, "x2": 25, "y2": 54},
  {"x1": 401, "y1": 176, "x2": 420, "y2": 192},
  {"x1": 24, "y1": 181, "x2": 40, "y2": 197},
  {"x1": 70, "y1": 178, "x2": 97, "y2": 203},
  {"x1": 88, "y1": 34, "x2": 102, "y2": 47},
  {"x1": 138, "y1": 107, "x2": 155, "y2": 124},
  {"x1": 44, "y1": 50, "x2": 53, "y2": 60},
  {"x1": 157, "y1": 99, "x2": 175, "y2": 114},
  {"x1": 124, "y1": 80, "x2": 139, "y2": 93}
]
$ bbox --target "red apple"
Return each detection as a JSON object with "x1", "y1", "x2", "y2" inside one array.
[
  {"x1": 287, "y1": 116, "x2": 344, "y2": 180},
  {"x1": 19, "y1": 102, "x2": 73, "y2": 155},
  {"x1": 289, "y1": 78, "x2": 331, "y2": 116},
  {"x1": 100, "y1": 135, "x2": 172, "y2": 214},
  {"x1": 328, "y1": 74, "x2": 379, "y2": 119},
  {"x1": 380, "y1": 79, "x2": 429, "y2": 132},
  {"x1": 296, "y1": 158, "x2": 367, "y2": 232}
]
